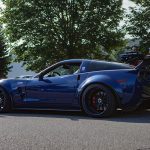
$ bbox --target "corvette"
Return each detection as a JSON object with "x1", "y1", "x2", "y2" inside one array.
[{"x1": 0, "y1": 58, "x2": 150, "y2": 117}]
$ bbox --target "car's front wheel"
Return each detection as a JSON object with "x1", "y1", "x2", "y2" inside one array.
[
  {"x1": 82, "y1": 84, "x2": 116, "y2": 117},
  {"x1": 0, "y1": 88, "x2": 11, "y2": 113}
]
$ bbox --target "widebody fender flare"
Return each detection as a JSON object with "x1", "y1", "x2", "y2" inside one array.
[
  {"x1": 77, "y1": 75, "x2": 123, "y2": 106},
  {"x1": 0, "y1": 79, "x2": 28, "y2": 106},
  {"x1": 0, "y1": 79, "x2": 12, "y2": 93}
]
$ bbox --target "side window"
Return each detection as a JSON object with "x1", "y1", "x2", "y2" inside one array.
[
  {"x1": 44, "y1": 63, "x2": 81, "y2": 77},
  {"x1": 88, "y1": 62, "x2": 108, "y2": 72},
  {"x1": 87, "y1": 61, "x2": 131, "y2": 72}
]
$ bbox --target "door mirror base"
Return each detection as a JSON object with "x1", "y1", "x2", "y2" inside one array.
[{"x1": 39, "y1": 75, "x2": 43, "y2": 81}]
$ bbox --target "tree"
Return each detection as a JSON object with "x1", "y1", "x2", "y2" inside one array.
[
  {"x1": 2, "y1": 0, "x2": 125, "y2": 72},
  {"x1": 0, "y1": 26, "x2": 11, "y2": 78},
  {"x1": 126, "y1": 0, "x2": 150, "y2": 52}
]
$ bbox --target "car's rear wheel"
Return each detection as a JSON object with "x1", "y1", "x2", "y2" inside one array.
[
  {"x1": 82, "y1": 84, "x2": 116, "y2": 117},
  {"x1": 0, "y1": 88, "x2": 11, "y2": 113}
]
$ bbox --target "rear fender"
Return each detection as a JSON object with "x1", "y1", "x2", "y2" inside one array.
[{"x1": 78, "y1": 75, "x2": 123, "y2": 106}]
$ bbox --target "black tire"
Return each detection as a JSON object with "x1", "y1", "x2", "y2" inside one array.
[
  {"x1": 82, "y1": 84, "x2": 116, "y2": 117},
  {"x1": 0, "y1": 87, "x2": 11, "y2": 113}
]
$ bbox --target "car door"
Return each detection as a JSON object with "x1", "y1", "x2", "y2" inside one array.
[{"x1": 23, "y1": 62, "x2": 82, "y2": 109}]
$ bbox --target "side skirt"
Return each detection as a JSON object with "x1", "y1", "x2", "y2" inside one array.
[{"x1": 12, "y1": 107, "x2": 82, "y2": 112}]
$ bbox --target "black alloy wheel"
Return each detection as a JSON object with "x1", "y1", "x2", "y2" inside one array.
[{"x1": 82, "y1": 84, "x2": 116, "y2": 117}]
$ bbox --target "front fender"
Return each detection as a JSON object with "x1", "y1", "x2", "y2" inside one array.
[
  {"x1": 0, "y1": 79, "x2": 12, "y2": 93},
  {"x1": 0, "y1": 79, "x2": 29, "y2": 102}
]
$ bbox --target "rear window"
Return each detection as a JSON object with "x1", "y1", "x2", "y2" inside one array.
[{"x1": 87, "y1": 61, "x2": 132, "y2": 72}]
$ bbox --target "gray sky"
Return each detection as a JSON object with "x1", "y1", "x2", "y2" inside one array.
[{"x1": 123, "y1": 0, "x2": 136, "y2": 10}]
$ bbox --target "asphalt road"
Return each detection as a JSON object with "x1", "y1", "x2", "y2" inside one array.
[{"x1": 0, "y1": 109, "x2": 150, "y2": 150}]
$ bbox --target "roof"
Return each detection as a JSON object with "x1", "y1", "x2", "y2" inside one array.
[
  {"x1": 61, "y1": 59, "x2": 131, "y2": 68},
  {"x1": 60, "y1": 59, "x2": 84, "y2": 64}
]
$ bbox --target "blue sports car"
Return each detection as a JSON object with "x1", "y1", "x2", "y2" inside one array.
[{"x1": 0, "y1": 58, "x2": 150, "y2": 117}]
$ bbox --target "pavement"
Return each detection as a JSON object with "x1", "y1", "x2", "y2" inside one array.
[{"x1": 0, "y1": 109, "x2": 150, "y2": 150}]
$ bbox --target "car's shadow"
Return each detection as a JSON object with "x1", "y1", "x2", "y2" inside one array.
[{"x1": 0, "y1": 109, "x2": 150, "y2": 123}]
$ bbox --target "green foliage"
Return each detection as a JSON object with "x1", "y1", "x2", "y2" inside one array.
[
  {"x1": 0, "y1": 26, "x2": 11, "y2": 78},
  {"x1": 2, "y1": 0, "x2": 125, "y2": 71},
  {"x1": 126, "y1": 0, "x2": 150, "y2": 51}
]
